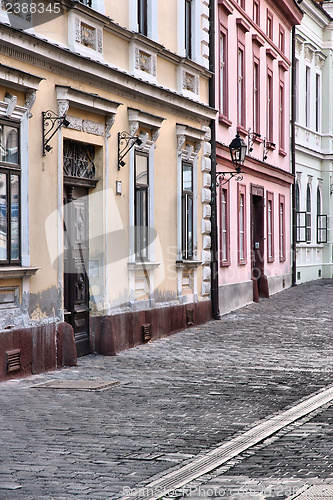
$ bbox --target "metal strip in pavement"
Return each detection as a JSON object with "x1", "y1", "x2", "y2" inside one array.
[{"x1": 121, "y1": 385, "x2": 333, "y2": 500}]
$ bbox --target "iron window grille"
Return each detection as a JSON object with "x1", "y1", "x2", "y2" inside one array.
[
  {"x1": 63, "y1": 139, "x2": 96, "y2": 180},
  {"x1": 0, "y1": 120, "x2": 21, "y2": 266}
]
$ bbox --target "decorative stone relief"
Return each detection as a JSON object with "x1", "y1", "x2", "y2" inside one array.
[
  {"x1": 57, "y1": 99, "x2": 69, "y2": 117},
  {"x1": 315, "y1": 52, "x2": 326, "y2": 71},
  {"x1": 81, "y1": 22, "x2": 97, "y2": 51},
  {"x1": 67, "y1": 115, "x2": 83, "y2": 131},
  {"x1": 75, "y1": 18, "x2": 81, "y2": 43},
  {"x1": 24, "y1": 90, "x2": 36, "y2": 118},
  {"x1": 82, "y1": 119, "x2": 104, "y2": 136},
  {"x1": 296, "y1": 171, "x2": 302, "y2": 183},
  {"x1": 307, "y1": 175, "x2": 313, "y2": 187},
  {"x1": 129, "y1": 120, "x2": 139, "y2": 137},
  {"x1": 177, "y1": 134, "x2": 186, "y2": 155},
  {"x1": 105, "y1": 114, "x2": 116, "y2": 138},
  {"x1": 151, "y1": 128, "x2": 160, "y2": 145},
  {"x1": 304, "y1": 44, "x2": 315, "y2": 63},
  {"x1": 183, "y1": 71, "x2": 199, "y2": 95},
  {"x1": 318, "y1": 178, "x2": 323, "y2": 188}
]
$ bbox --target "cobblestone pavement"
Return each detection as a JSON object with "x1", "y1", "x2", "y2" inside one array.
[{"x1": 1, "y1": 280, "x2": 333, "y2": 499}]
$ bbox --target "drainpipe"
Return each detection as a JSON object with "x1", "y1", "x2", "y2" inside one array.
[
  {"x1": 209, "y1": 0, "x2": 220, "y2": 319},
  {"x1": 291, "y1": 25, "x2": 297, "y2": 286}
]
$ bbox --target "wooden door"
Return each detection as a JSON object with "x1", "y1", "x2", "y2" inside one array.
[{"x1": 64, "y1": 185, "x2": 90, "y2": 356}]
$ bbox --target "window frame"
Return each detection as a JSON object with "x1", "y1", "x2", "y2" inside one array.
[
  {"x1": 182, "y1": 161, "x2": 194, "y2": 260},
  {"x1": 266, "y1": 191, "x2": 274, "y2": 263},
  {"x1": 279, "y1": 194, "x2": 286, "y2": 262},
  {"x1": 253, "y1": 0, "x2": 260, "y2": 25},
  {"x1": 266, "y1": 9, "x2": 273, "y2": 40},
  {"x1": 185, "y1": 0, "x2": 192, "y2": 59},
  {"x1": 253, "y1": 58, "x2": 260, "y2": 134},
  {"x1": 267, "y1": 70, "x2": 273, "y2": 142},
  {"x1": 219, "y1": 184, "x2": 230, "y2": 266},
  {"x1": 138, "y1": 0, "x2": 148, "y2": 36},
  {"x1": 237, "y1": 43, "x2": 245, "y2": 128},
  {"x1": 0, "y1": 119, "x2": 21, "y2": 266},
  {"x1": 134, "y1": 150, "x2": 149, "y2": 261},
  {"x1": 306, "y1": 183, "x2": 311, "y2": 243},
  {"x1": 279, "y1": 25, "x2": 285, "y2": 53},
  {"x1": 219, "y1": 26, "x2": 228, "y2": 118},
  {"x1": 316, "y1": 73, "x2": 321, "y2": 133},
  {"x1": 305, "y1": 66, "x2": 311, "y2": 129},
  {"x1": 279, "y1": 80, "x2": 285, "y2": 152},
  {"x1": 238, "y1": 184, "x2": 247, "y2": 265}
]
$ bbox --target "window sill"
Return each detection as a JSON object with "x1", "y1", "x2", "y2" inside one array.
[
  {"x1": 238, "y1": 260, "x2": 247, "y2": 266},
  {"x1": 220, "y1": 260, "x2": 230, "y2": 267},
  {"x1": 128, "y1": 262, "x2": 161, "y2": 271},
  {"x1": 267, "y1": 257, "x2": 275, "y2": 263},
  {"x1": 0, "y1": 266, "x2": 39, "y2": 279},
  {"x1": 219, "y1": 114, "x2": 232, "y2": 128},
  {"x1": 176, "y1": 260, "x2": 202, "y2": 269},
  {"x1": 237, "y1": 125, "x2": 248, "y2": 137},
  {"x1": 279, "y1": 148, "x2": 287, "y2": 157}
]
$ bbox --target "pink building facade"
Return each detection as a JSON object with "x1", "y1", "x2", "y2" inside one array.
[{"x1": 215, "y1": 0, "x2": 302, "y2": 315}]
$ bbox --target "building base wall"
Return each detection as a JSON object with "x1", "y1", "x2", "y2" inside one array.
[
  {"x1": 267, "y1": 273, "x2": 292, "y2": 295},
  {"x1": 0, "y1": 322, "x2": 77, "y2": 382},
  {"x1": 218, "y1": 281, "x2": 253, "y2": 316},
  {"x1": 90, "y1": 300, "x2": 212, "y2": 355}
]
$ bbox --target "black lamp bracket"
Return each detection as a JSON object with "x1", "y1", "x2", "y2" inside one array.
[
  {"x1": 263, "y1": 137, "x2": 275, "y2": 162},
  {"x1": 118, "y1": 131, "x2": 143, "y2": 170},
  {"x1": 247, "y1": 128, "x2": 261, "y2": 154},
  {"x1": 216, "y1": 170, "x2": 243, "y2": 186},
  {"x1": 42, "y1": 110, "x2": 69, "y2": 156}
]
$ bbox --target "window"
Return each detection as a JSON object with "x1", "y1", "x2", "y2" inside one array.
[
  {"x1": 317, "y1": 185, "x2": 327, "y2": 244},
  {"x1": 267, "y1": 72, "x2": 273, "y2": 141},
  {"x1": 238, "y1": 46, "x2": 245, "y2": 126},
  {"x1": 279, "y1": 26, "x2": 285, "y2": 53},
  {"x1": 220, "y1": 185, "x2": 230, "y2": 265},
  {"x1": 306, "y1": 183, "x2": 311, "y2": 243},
  {"x1": 295, "y1": 59, "x2": 299, "y2": 123},
  {"x1": 267, "y1": 192, "x2": 274, "y2": 262},
  {"x1": 79, "y1": 0, "x2": 92, "y2": 5},
  {"x1": 135, "y1": 152, "x2": 149, "y2": 260},
  {"x1": 279, "y1": 82, "x2": 285, "y2": 151},
  {"x1": 138, "y1": 0, "x2": 148, "y2": 36},
  {"x1": 296, "y1": 182, "x2": 301, "y2": 243},
  {"x1": 306, "y1": 67, "x2": 311, "y2": 128},
  {"x1": 182, "y1": 162, "x2": 193, "y2": 259},
  {"x1": 219, "y1": 30, "x2": 228, "y2": 116},
  {"x1": 0, "y1": 121, "x2": 20, "y2": 265},
  {"x1": 237, "y1": 0, "x2": 245, "y2": 8},
  {"x1": 185, "y1": 0, "x2": 192, "y2": 59},
  {"x1": 253, "y1": 60, "x2": 260, "y2": 133},
  {"x1": 266, "y1": 10, "x2": 273, "y2": 39},
  {"x1": 238, "y1": 185, "x2": 246, "y2": 264},
  {"x1": 316, "y1": 74, "x2": 321, "y2": 133},
  {"x1": 253, "y1": 0, "x2": 260, "y2": 25},
  {"x1": 279, "y1": 194, "x2": 285, "y2": 261}
]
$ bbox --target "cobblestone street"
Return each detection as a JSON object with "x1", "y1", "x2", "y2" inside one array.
[{"x1": 1, "y1": 280, "x2": 333, "y2": 499}]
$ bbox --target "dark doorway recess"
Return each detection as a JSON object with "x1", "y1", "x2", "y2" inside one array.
[{"x1": 251, "y1": 185, "x2": 269, "y2": 299}]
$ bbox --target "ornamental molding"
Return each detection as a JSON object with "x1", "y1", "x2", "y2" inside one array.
[
  {"x1": 24, "y1": 90, "x2": 36, "y2": 118},
  {"x1": 296, "y1": 171, "x2": 302, "y2": 183},
  {"x1": 105, "y1": 114, "x2": 116, "y2": 138},
  {"x1": 82, "y1": 119, "x2": 104, "y2": 136},
  {"x1": 128, "y1": 108, "x2": 165, "y2": 145},
  {"x1": 307, "y1": 174, "x2": 313, "y2": 187},
  {"x1": 0, "y1": 62, "x2": 44, "y2": 91},
  {"x1": 304, "y1": 42, "x2": 316, "y2": 62},
  {"x1": 176, "y1": 123, "x2": 205, "y2": 156},
  {"x1": 315, "y1": 51, "x2": 326, "y2": 70},
  {"x1": 295, "y1": 33, "x2": 306, "y2": 54}
]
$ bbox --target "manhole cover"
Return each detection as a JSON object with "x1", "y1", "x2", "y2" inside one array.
[{"x1": 32, "y1": 380, "x2": 119, "y2": 391}]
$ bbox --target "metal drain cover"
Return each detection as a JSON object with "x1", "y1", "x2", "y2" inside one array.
[{"x1": 32, "y1": 380, "x2": 119, "y2": 391}]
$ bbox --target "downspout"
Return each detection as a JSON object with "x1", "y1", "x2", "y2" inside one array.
[
  {"x1": 209, "y1": 0, "x2": 220, "y2": 319},
  {"x1": 291, "y1": 25, "x2": 297, "y2": 286}
]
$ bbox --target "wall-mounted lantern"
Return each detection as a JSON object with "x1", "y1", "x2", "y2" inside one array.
[
  {"x1": 118, "y1": 131, "x2": 143, "y2": 170},
  {"x1": 216, "y1": 132, "x2": 247, "y2": 185},
  {"x1": 42, "y1": 110, "x2": 70, "y2": 156}
]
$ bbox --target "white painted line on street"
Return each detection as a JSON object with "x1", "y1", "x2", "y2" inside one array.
[{"x1": 121, "y1": 385, "x2": 333, "y2": 500}]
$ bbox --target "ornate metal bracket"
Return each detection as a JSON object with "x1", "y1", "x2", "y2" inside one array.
[
  {"x1": 247, "y1": 128, "x2": 261, "y2": 154},
  {"x1": 42, "y1": 110, "x2": 70, "y2": 156},
  {"x1": 216, "y1": 170, "x2": 244, "y2": 186},
  {"x1": 263, "y1": 137, "x2": 275, "y2": 162},
  {"x1": 118, "y1": 131, "x2": 143, "y2": 170}
]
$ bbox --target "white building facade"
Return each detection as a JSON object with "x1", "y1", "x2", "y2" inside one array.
[{"x1": 295, "y1": 0, "x2": 333, "y2": 283}]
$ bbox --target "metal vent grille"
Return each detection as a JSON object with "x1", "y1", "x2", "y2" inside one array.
[
  {"x1": 6, "y1": 349, "x2": 21, "y2": 373},
  {"x1": 142, "y1": 323, "x2": 151, "y2": 342},
  {"x1": 186, "y1": 308, "x2": 194, "y2": 326}
]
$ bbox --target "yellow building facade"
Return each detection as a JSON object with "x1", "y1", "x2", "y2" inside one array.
[{"x1": 0, "y1": 0, "x2": 215, "y2": 378}]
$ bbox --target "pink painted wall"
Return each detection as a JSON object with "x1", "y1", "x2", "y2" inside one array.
[{"x1": 215, "y1": 0, "x2": 302, "y2": 293}]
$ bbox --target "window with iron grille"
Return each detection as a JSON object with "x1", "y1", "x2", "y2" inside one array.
[
  {"x1": 317, "y1": 186, "x2": 327, "y2": 243},
  {"x1": 306, "y1": 184, "x2": 311, "y2": 243},
  {"x1": 0, "y1": 120, "x2": 20, "y2": 266},
  {"x1": 182, "y1": 162, "x2": 193, "y2": 260}
]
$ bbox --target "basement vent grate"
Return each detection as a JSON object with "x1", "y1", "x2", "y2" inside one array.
[
  {"x1": 186, "y1": 308, "x2": 194, "y2": 326},
  {"x1": 142, "y1": 323, "x2": 151, "y2": 342},
  {"x1": 32, "y1": 380, "x2": 119, "y2": 391},
  {"x1": 6, "y1": 349, "x2": 21, "y2": 373}
]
